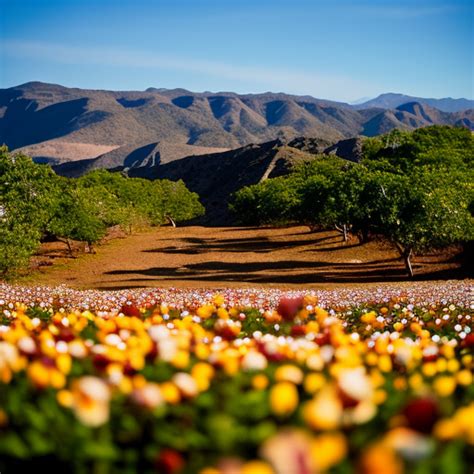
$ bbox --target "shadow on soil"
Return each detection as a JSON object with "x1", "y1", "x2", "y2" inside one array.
[
  {"x1": 103, "y1": 259, "x2": 466, "y2": 289},
  {"x1": 36, "y1": 227, "x2": 468, "y2": 289},
  {"x1": 142, "y1": 234, "x2": 357, "y2": 255}
]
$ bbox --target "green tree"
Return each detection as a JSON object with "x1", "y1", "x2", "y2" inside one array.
[{"x1": 0, "y1": 147, "x2": 60, "y2": 275}]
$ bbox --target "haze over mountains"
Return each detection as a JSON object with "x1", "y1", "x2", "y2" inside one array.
[{"x1": 1, "y1": 82, "x2": 472, "y2": 173}]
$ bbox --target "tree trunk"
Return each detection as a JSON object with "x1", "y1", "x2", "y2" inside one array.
[
  {"x1": 335, "y1": 225, "x2": 348, "y2": 242},
  {"x1": 85, "y1": 242, "x2": 95, "y2": 254},
  {"x1": 358, "y1": 229, "x2": 369, "y2": 244},
  {"x1": 167, "y1": 216, "x2": 176, "y2": 228},
  {"x1": 66, "y1": 238, "x2": 74, "y2": 257},
  {"x1": 403, "y1": 248, "x2": 414, "y2": 278}
]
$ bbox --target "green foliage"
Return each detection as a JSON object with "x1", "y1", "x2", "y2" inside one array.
[
  {"x1": 230, "y1": 126, "x2": 474, "y2": 276},
  {"x1": 363, "y1": 125, "x2": 473, "y2": 173},
  {"x1": 230, "y1": 177, "x2": 300, "y2": 225},
  {"x1": 0, "y1": 147, "x2": 60, "y2": 275},
  {"x1": 0, "y1": 148, "x2": 205, "y2": 276}
]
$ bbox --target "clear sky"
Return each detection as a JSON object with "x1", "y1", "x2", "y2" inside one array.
[{"x1": 0, "y1": 0, "x2": 472, "y2": 102}]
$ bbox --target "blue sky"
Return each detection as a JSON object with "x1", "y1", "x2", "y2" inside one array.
[{"x1": 0, "y1": 0, "x2": 472, "y2": 102}]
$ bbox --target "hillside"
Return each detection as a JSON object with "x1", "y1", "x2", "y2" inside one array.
[
  {"x1": 124, "y1": 137, "x2": 364, "y2": 225},
  {"x1": 356, "y1": 93, "x2": 474, "y2": 113},
  {"x1": 53, "y1": 140, "x2": 228, "y2": 177},
  {"x1": 1, "y1": 82, "x2": 472, "y2": 167},
  {"x1": 362, "y1": 102, "x2": 473, "y2": 136},
  {"x1": 126, "y1": 140, "x2": 312, "y2": 224}
]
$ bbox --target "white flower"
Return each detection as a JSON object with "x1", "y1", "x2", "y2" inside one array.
[
  {"x1": 241, "y1": 350, "x2": 268, "y2": 371},
  {"x1": 172, "y1": 372, "x2": 198, "y2": 397}
]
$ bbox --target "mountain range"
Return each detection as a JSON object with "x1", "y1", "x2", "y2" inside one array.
[
  {"x1": 1, "y1": 82, "x2": 472, "y2": 223},
  {"x1": 355, "y1": 93, "x2": 474, "y2": 113},
  {"x1": 1, "y1": 82, "x2": 472, "y2": 170}
]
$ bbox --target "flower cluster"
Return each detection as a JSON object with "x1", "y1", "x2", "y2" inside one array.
[{"x1": 0, "y1": 283, "x2": 472, "y2": 473}]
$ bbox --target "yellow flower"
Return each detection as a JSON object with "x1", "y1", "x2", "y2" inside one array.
[
  {"x1": 195, "y1": 362, "x2": 215, "y2": 378},
  {"x1": 269, "y1": 382, "x2": 299, "y2": 416},
  {"x1": 274, "y1": 364, "x2": 304, "y2": 385},
  {"x1": 446, "y1": 359, "x2": 460, "y2": 373},
  {"x1": 304, "y1": 373, "x2": 326, "y2": 394},
  {"x1": 433, "y1": 376, "x2": 456, "y2": 397},
  {"x1": 27, "y1": 361, "x2": 50, "y2": 388},
  {"x1": 361, "y1": 311, "x2": 376, "y2": 324},
  {"x1": 56, "y1": 354, "x2": 72, "y2": 374},
  {"x1": 456, "y1": 369, "x2": 472, "y2": 386},
  {"x1": 195, "y1": 343, "x2": 210, "y2": 360},
  {"x1": 433, "y1": 418, "x2": 460, "y2": 441},
  {"x1": 197, "y1": 305, "x2": 215, "y2": 319},
  {"x1": 378, "y1": 355, "x2": 392, "y2": 373},
  {"x1": 393, "y1": 322, "x2": 404, "y2": 332},
  {"x1": 171, "y1": 350, "x2": 190, "y2": 369},
  {"x1": 374, "y1": 389, "x2": 387, "y2": 405},
  {"x1": 453, "y1": 403, "x2": 474, "y2": 444},
  {"x1": 160, "y1": 382, "x2": 181, "y2": 404},
  {"x1": 252, "y1": 374, "x2": 269, "y2": 390},
  {"x1": 213, "y1": 294, "x2": 225, "y2": 307},
  {"x1": 360, "y1": 442, "x2": 403, "y2": 474},
  {"x1": 303, "y1": 386, "x2": 342, "y2": 430},
  {"x1": 393, "y1": 377, "x2": 407, "y2": 391},
  {"x1": 50, "y1": 369, "x2": 66, "y2": 389},
  {"x1": 241, "y1": 460, "x2": 274, "y2": 474},
  {"x1": 57, "y1": 389, "x2": 74, "y2": 408},
  {"x1": 217, "y1": 307, "x2": 229, "y2": 319},
  {"x1": 310, "y1": 432, "x2": 347, "y2": 471}
]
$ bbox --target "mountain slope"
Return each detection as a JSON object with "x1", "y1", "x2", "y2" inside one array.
[
  {"x1": 53, "y1": 140, "x2": 228, "y2": 177},
  {"x1": 361, "y1": 102, "x2": 468, "y2": 136},
  {"x1": 1, "y1": 82, "x2": 472, "y2": 167},
  {"x1": 3, "y1": 83, "x2": 472, "y2": 158},
  {"x1": 128, "y1": 140, "x2": 318, "y2": 224},
  {"x1": 52, "y1": 137, "x2": 360, "y2": 224},
  {"x1": 355, "y1": 93, "x2": 473, "y2": 112}
]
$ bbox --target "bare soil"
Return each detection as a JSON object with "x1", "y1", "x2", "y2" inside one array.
[{"x1": 19, "y1": 226, "x2": 469, "y2": 290}]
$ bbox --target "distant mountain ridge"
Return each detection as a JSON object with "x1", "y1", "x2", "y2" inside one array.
[
  {"x1": 355, "y1": 93, "x2": 473, "y2": 113},
  {"x1": 1, "y1": 82, "x2": 472, "y2": 169}
]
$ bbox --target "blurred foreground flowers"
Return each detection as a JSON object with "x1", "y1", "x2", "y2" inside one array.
[{"x1": 0, "y1": 284, "x2": 472, "y2": 473}]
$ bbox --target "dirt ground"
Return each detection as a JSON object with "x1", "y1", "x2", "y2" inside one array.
[{"x1": 18, "y1": 226, "x2": 469, "y2": 290}]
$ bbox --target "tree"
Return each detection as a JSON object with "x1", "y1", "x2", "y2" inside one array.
[
  {"x1": 0, "y1": 147, "x2": 61, "y2": 275},
  {"x1": 353, "y1": 170, "x2": 473, "y2": 277},
  {"x1": 47, "y1": 185, "x2": 109, "y2": 254}
]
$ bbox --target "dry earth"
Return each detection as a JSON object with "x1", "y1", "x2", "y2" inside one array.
[{"x1": 20, "y1": 226, "x2": 468, "y2": 291}]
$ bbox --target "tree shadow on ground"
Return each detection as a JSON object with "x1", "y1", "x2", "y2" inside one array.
[
  {"x1": 103, "y1": 257, "x2": 464, "y2": 288},
  {"x1": 143, "y1": 234, "x2": 349, "y2": 255}
]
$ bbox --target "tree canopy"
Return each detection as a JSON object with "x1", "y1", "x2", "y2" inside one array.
[
  {"x1": 0, "y1": 148, "x2": 204, "y2": 276},
  {"x1": 230, "y1": 126, "x2": 474, "y2": 276}
]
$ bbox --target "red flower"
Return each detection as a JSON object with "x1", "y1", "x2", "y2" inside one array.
[
  {"x1": 277, "y1": 297, "x2": 304, "y2": 320},
  {"x1": 403, "y1": 397, "x2": 439, "y2": 434},
  {"x1": 155, "y1": 449, "x2": 184, "y2": 474},
  {"x1": 121, "y1": 303, "x2": 141, "y2": 317}
]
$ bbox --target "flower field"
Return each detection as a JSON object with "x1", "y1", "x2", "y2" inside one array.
[{"x1": 0, "y1": 282, "x2": 473, "y2": 473}]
